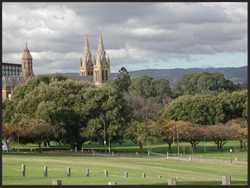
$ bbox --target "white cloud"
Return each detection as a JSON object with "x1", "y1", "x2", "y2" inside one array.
[{"x1": 129, "y1": 27, "x2": 166, "y2": 37}]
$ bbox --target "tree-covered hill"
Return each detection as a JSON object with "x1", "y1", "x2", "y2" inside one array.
[{"x1": 51, "y1": 66, "x2": 247, "y2": 86}]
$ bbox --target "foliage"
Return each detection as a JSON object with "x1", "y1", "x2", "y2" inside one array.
[
  {"x1": 113, "y1": 67, "x2": 131, "y2": 93},
  {"x1": 174, "y1": 72, "x2": 238, "y2": 96},
  {"x1": 129, "y1": 76, "x2": 172, "y2": 104},
  {"x1": 164, "y1": 90, "x2": 247, "y2": 125},
  {"x1": 125, "y1": 120, "x2": 151, "y2": 151}
]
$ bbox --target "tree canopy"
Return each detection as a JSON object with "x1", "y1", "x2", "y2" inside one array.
[{"x1": 174, "y1": 72, "x2": 238, "y2": 96}]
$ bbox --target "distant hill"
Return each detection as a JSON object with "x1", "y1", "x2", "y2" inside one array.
[{"x1": 50, "y1": 66, "x2": 247, "y2": 87}]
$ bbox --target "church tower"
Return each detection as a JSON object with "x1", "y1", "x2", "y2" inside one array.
[
  {"x1": 21, "y1": 43, "x2": 33, "y2": 82},
  {"x1": 93, "y1": 33, "x2": 110, "y2": 86},
  {"x1": 80, "y1": 36, "x2": 93, "y2": 76}
]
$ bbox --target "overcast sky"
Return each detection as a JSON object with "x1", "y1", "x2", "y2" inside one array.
[{"x1": 2, "y1": 2, "x2": 247, "y2": 74}]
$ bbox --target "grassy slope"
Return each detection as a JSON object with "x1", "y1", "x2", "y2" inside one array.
[{"x1": 3, "y1": 153, "x2": 247, "y2": 185}]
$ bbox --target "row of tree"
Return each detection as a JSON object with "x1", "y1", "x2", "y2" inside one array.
[
  {"x1": 129, "y1": 118, "x2": 248, "y2": 152},
  {"x1": 2, "y1": 68, "x2": 248, "y2": 152}
]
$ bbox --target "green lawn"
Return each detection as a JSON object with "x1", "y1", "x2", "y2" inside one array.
[{"x1": 2, "y1": 153, "x2": 247, "y2": 185}]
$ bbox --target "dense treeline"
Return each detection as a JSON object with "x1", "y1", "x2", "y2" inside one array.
[
  {"x1": 2, "y1": 68, "x2": 248, "y2": 152},
  {"x1": 174, "y1": 72, "x2": 238, "y2": 96},
  {"x1": 164, "y1": 90, "x2": 247, "y2": 125}
]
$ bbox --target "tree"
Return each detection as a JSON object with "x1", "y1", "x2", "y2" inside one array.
[
  {"x1": 205, "y1": 124, "x2": 233, "y2": 150},
  {"x1": 2, "y1": 100, "x2": 14, "y2": 123},
  {"x1": 113, "y1": 67, "x2": 131, "y2": 93},
  {"x1": 216, "y1": 90, "x2": 247, "y2": 122},
  {"x1": 125, "y1": 120, "x2": 150, "y2": 152},
  {"x1": 81, "y1": 85, "x2": 132, "y2": 151},
  {"x1": 129, "y1": 76, "x2": 172, "y2": 104},
  {"x1": 151, "y1": 119, "x2": 175, "y2": 150},
  {"x1": 152, "y1": 79, "x2": 172, "y2": 104},
  {"x1": 176, "y1": 123, "x2": 204, "y2": 151},
  {"x1": 126, "y1": 95, "x2": 162, "y2": 122},
  {"x1": 243, "y1": 100, "x2": 248, "y2": 119},
  {"x1": 164, "y1": 90, "x2": 247, "y2": 125},
  {"x1": 174, "y1": 72, "x2": 238, "y2": 96},
  {"x1": 226, "y1": 118, "x2": 248, "y2": 150},
  {"x1": 8, "y1": 116, "x2": 54, "y2": 151}
]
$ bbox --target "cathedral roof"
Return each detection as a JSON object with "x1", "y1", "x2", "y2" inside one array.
[{"x1": 21, "y1": 43, "x2": 32, "y2": 60}]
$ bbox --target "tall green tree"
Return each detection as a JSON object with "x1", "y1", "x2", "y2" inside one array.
[
  {"x1": 113, "y1": 67, "x2": 131, "y2": 93},
  {"x1": 174, "y1": 72, "x2": 237, "y2": 96}
]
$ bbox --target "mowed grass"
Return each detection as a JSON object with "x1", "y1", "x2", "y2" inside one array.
[{"x1": 3, "y1": 153, "x2": 247, "y2": 185}]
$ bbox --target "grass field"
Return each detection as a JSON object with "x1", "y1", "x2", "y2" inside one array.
[{"x1": 2, "y1": 153, "x2": 247, "y2": 185}]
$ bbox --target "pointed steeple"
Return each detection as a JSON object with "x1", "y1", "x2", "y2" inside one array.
[
  {"x1": 84, "y1": 35, "x2": 90, "y2": 52},
  {"x1": 21, "y1": 41, "x2": 33, "y2": 81},
  {"x1": 22, "y1": 42, "x2": 32, "y2": 59},
  {"x1": 82, "y1": 35, "x2": 92, "y2": 61},
  {"x1": 80, "y1": 35, "x2": 93, "y2": 76},
  {"x1": 97, "y1": 33, "x2": 105, "y2": 54}
]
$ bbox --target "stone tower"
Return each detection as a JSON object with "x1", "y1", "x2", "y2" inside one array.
[
  {"x1": 93, "y1": 33, "x2": 110, "y2": 86},
  {"x1": 80, "y1": 36, "x2": 93, "y2": 76},
  {"x1": 21, "y1": 43, "x2": 33, "y2": 81}
]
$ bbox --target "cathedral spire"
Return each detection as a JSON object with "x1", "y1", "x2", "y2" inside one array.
[
  {"x1": 84, "y1": 35, "x2": 90, "y2": 52},
  {"x1": 80, "y1": 35, "x2": 93, "y2": 76},
  {"x1": 97, "y1": 33, "x2": 105, "y2": 54}
]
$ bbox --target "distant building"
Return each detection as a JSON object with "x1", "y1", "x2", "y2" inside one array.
[
  {"x1": 2, "y1": 43, "x2": 34, "y2": 100},
  {"x1": 2, "y1": 62, "x2": 22, "y2": 100},
  {"x1": 21, "y1": 43, "x2": 34, "y2": 82},
  {"x1": 80, "y1": 33, "x2": 110, "y2": 86}
]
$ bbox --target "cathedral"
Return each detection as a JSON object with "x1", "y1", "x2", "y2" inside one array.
[
  {"x1": 2, "y1": 34, "x2": 110, "y2": 100},
  {"x1": 2, "y1": 43, "x2": 33, "y2": 100},
  {"x1": 80, "y1": 33, "x2": 110, "y2": 86}
]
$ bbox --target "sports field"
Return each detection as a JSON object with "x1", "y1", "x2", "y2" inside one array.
[{"x1": 2, "y1": 152, "x2": 247, "y2": 185}]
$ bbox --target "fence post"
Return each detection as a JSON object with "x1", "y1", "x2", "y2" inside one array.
[
  {"x1": 85, "y1": 168, "x2": 90, "y2": 177},
  {"x1": 66, "y1": 167, "x2": 71, "y2": 177},
  {"x1": 142, "y1": 172, "x2": 146, "y2": 178},
  {"x1": 52, "y1": 179, "x2": 62, "y2": 185},
  {"x1": 189, "y1": 155, "x2": 192, "y2": 161},
  {"x1": 104, "y1": 169, "x2": 108, "y2": 177},
  {"x1": 108, "y1": 182, "x2": 117, "y2": 185},
  {"x1": 21, "y1": 164, "x2": 26, "y2": 177},
  {"x1": 43, "y1": 166, "x2": 48, "y2": 177},
  {"x1": 222, "y1": 176, "x2": 231, "y2": 185},
  {"x1": 168, "y1": 177, "x2": 176, "y2": 185},
  {"x1": 124, "y1": 171, "x2": 128, "y2": 178},
  {"x1": 166, "y1": 152, "x2": 169, "y2": 160}
]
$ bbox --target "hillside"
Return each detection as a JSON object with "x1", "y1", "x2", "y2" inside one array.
[{"x1": 50, "y1": 66, "x2": 247, "y2": 86}]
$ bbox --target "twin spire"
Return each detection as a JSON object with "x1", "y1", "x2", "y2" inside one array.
[
  {"x1": 83, "y1": 33, "x2": 105, "y2": 57},
  {"x1": 82, "y1": 33, "x2": 107, "y2": 64},
  {"x1": 80, "y1": 33, "x2": 110, "y2": 84}
]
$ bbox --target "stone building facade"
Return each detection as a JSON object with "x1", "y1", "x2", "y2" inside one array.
[
  {"x1": 21, "y1": 43, "x2": 34, "y2": 82},
  {"x1": 2, "y1": 43, "x2": 34, "y2": 101},
  {"x1": 2, "y1": 62, "x2": 22, "y2": 100},
  {"x1": 80, "y1": 34, "x2": 110, "y2": 86}
]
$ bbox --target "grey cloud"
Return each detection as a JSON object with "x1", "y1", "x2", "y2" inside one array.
[{"x1": 2, "y1": 2, "x2": 247, "y2": 74}]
